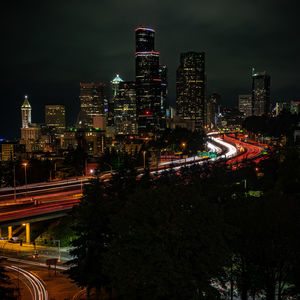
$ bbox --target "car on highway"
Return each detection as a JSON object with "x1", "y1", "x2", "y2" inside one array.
[{"x1": 8, "y1": 237, "x2": 20, "y2": 243}]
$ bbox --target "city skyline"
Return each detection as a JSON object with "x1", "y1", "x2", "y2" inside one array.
[{"x1": 2, "y1": 0, "x2": 300, "y2": 138}]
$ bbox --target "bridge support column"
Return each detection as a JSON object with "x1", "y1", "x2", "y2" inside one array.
[
  {"x1": 8, "y1": 226, "x2": 12, "y2": 240},
  {"x1": 25, "y1": 223, "x2": 30, "y2": 244}
]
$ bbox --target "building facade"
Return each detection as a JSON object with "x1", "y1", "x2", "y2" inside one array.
[
  {"x1": 238, "y1": 94, "x2": 252, "y2": 118},
  {"x1": 135, "y1": 26, "x2": 163, "y2": 134},
  {"x1": 159, "y1": 64, "x2": 168, "y2": 128},
  {"x1": 176, "y1": 52, "x2": 206, "y2": 130},
  {"x1": 21, "y1": 95, "x2": 32, "y2": 128},
  {"x1": 205, "y1": 94, "x2": 219, "y2": 129},
  {"x1": 79, "y1": 82, "x2": 105, "y2": 127},
  {"x1": 252, "y1": 72, "x2": 271, "y2": 116},
  {"x1": 0, "y1": 141, "x2": 25, "y2": 161},
  {"x1": 45, "y1": 105, "x2": 66, "y2": 131},
  {"x1": 114, "y1": 82, "x2": 137, "y2": 135},
  {"x1": 109, "y1": 74, "x2": 124, "y2": 127}
]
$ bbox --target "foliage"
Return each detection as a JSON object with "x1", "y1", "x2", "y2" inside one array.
[
  {"x1": 105, "y1": 183, "x2": 227, "y2": 300},
  {"x1": 243, "y1": 111, "x2": 300, "y2": 143},
  {"x1": 151, "y1": 127, "x2": 206, "y2": 155},
  {"x1": 67, "y1": 146, "x2": 300, "y2": 300}
]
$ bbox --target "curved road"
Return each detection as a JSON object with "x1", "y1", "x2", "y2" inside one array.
[
  {"x1": 0, "y1": 134, "x2": 267, "y2": 224},
  {"x1": 6, "y1": 265, "x2": 48, "y2": 300}
]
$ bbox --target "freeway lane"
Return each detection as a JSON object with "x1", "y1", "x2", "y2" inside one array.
[
  {"x1": 0, "y1": 179, "x2": 88, "y2": 202},
  {"x1": 0, "y1": 188, "x2": 82, "y2": 207},
  {"x1": 0, "y1": 135, "x2": 267, "y2": 224},
  {"x1": 0, "y1": 199, "x2": 78, "y2": 223},
  {"x1": 223, "y1": 134, "x2": 265, "y2": 165},
  {"x1": 0, "y1": 137, "x2": 236, "y2": 223}
]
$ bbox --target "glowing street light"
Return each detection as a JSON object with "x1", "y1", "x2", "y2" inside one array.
[
  {"x1": 23, "y1": 162, "x2": 28, "y2": 195},
  {"x1": 143, "y1": 151, "x2": 146, "y2": 170}
]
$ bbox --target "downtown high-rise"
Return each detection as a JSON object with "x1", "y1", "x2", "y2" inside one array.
[
  {"x1": 21, "y1": 95, "x2": 32, "y2": 128},
  {"x1": 45, "y1": 105, "x2": 66, "y2": 132},
  {"x1": 252, "y1": 72, "x2": 271, "y2": 116},
  {"x1": 78, "y1": 82, "x2": 105, "y2": 128},
  {"x1": 239, "y1": 94, "x2": 252, "y2": 118},
  {"x1": 109, "y1": 74, "x2": 124, "y2": 127},
  {"x1": 176, "y1": 52, "x2": 205, "y2": 130},
  {"x1": 114, "y1": 81, "x2": 137, "y2": 135},
  {"x1": 135, "y1": 26, "x2": 164, "y2": 134}
]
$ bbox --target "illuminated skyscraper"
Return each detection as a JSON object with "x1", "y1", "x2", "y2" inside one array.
[
  {"x1": 135, "y1": 26, "x2": 163, "y2": 134},
  {"x1": 114, "y1": 81, "x2": 137, "y2": 135},
  {"x1": 252, "y1": 71, "x2": 271, "y2": 116},
  {"x1": 45, "y1": 105, "x2": 66, "y2": 131},
  {"x1": 206, "y1": 93, "x2": 220, "y2": 129},
  {"x1": 159, "y1": 64, "x2": 168, "y2": 126},
  {"x1": 78, "y1": 82, "x2": 105, "y2": 127},
  {"x1": 176, "y1": 52, "x2": 205, "y2": 130},
  {"x1": 108, "y1": 74, "x2": 124, "y2": 126},
  {"x1": 238, "y1": 94, "x2": 252, "y2": 118},
  {"x1": 21, "y1": 95, "x2": 31, "y2": 128}
]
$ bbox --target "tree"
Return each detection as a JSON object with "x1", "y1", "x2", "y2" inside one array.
[
  {"x1": 151, "y1": 127, "x2": 206, "y2": 155},
  {"x1": 67, "y1": 179, "x2": 114, "y2": 298},
  {"x1": 67, "y1": 161, "x2": 142, "y2": 299},
  {"x1": 104, "y1": 183, "x2": 227, "y2": 300}
]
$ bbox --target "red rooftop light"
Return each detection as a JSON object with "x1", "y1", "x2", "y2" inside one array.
[{"x1": 135, "y1": 27, "x2": 155, "y2": 32}]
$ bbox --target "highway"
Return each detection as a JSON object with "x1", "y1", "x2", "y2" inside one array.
[{"x1": 0, "y1": 133, "x2": 267, "y2": 224}]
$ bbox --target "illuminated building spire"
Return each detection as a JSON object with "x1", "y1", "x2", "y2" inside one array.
[
  {"x1": 111, "y1": 74, "x2": 124, "y2": 97},
  {"x1": 21, "y1": 95, "x2": 32, "y2": 128}
]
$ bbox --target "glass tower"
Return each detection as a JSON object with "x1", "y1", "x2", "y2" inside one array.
[
  {"x1": 78, "y1": 82, "x2": 105, "y2": 128},
  {"x1": 252, "y1": 72, "x2": 271, "y2": 116},
  {"x1": 114, "y1": 81, "x2": 137, "y2": 135},
  {"x1": 176, "y1": 52, "x2": 206, "y2": 130},
  {"x1": 135, "y1": 26, "x2": 163, "y2": 134}
]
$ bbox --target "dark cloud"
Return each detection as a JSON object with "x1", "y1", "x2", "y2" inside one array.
[{"x1": 1, "y1": 0, "x2": 300, "y2": 138}]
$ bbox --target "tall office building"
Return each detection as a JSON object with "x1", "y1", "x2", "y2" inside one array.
[
  {"x1": 45, "y1": 105, "x2": 66, "y2": 131},
  {"x1": 238, "y1": 94, "x2": 252, "y2": 118},
  {"x1": 206, "y1": 93, "x2": 220, "y2": 128},
  {"x1": 252, "y1": 71, "x2": 271, "y2": 116},
  {"x1": 176, "y1": 52, "x2": 206, "y2": 130},
  {"x1": 159, "y1": 64, "x2": 168, "y2": 126},
  {"x1": 108, "y1": 74, "x2": 124, "y2": 126},
  {"x1": 114, "y1": 81, "x2": 137, "y2": 135},
  {"x1": 135, "y1": 26, "x2": 163, "y2": 134},
  {"x1": 21, "y1": 95, "x2": 31, "y2": 128},
  {"x1": 78, "y1": 82, "x2": 105, "y2": 127}
]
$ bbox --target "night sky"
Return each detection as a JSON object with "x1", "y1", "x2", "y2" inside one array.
[{"x1": 2, "y1": 0, "x2": 300, "y2": 139}]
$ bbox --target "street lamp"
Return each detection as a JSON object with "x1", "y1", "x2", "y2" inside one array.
[
  {"x1": 181, "y1": 143, "x2": 187, "y2": 165},
  {"x1": 13, "y1": 164, "x2": 16, "y2": 202},
  {"x1": 23, "y1": 163, "x2": 28, "y2": 195},
  {"x1": 143, "y1": 151, "x2": 146, "y2": 170}
]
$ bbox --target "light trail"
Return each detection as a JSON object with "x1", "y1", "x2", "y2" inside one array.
[
  {"x1": 152, "y1": 137, "x2": 237, "y2": 175},
  {"x1": 210, "y1": 137, "x2": 238, "y2": 159},
  {"x1": 0, "y1": 181, "x2": 87, "y2": 200},
  {"x1": 6, "y1": 265, "x2": 48, "y2": 300},
  {"x1": 0, "y1": 134, "x2": 240, "y2": 222},
  {"x1": 158, "y1": 140, "x2": 222, "y2": 167}
]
